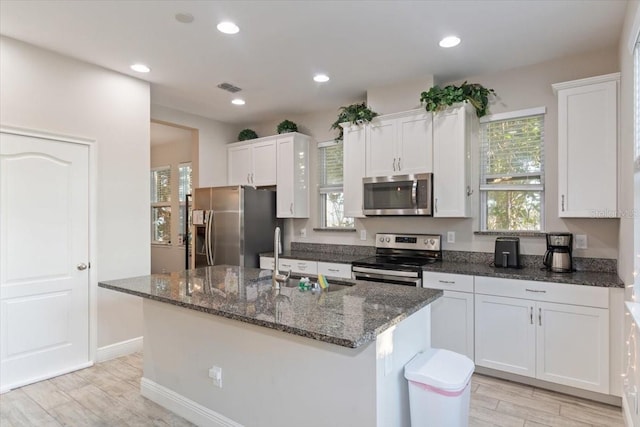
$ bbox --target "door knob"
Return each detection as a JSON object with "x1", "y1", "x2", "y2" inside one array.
[{"x1": 77, "y1": 263, "x2": 88, "y2": 271}]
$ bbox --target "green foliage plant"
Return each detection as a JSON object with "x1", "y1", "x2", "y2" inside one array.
[
  {"x1": 238, "y1": 129, "x2": 258, "y2": 141},
  {"x1": 420, "y1": 82, "x2": 496, "y2": 118},
  {"x1": 330, "y1": 102, "x2": 379, "y2": 140},
  {"x1": 276, "y1": 119, "x2": 298, "y2": 134}
]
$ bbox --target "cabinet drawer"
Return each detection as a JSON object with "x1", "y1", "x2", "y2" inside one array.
[
  {"x1": 474, "y1": 276, "x2": 608, "y2": 308},
  {"x1": 422, "y1": 272, "x2": 473, "y2": 293},
  {"x1": 318, "y1": 262, "x2": 352, "y2": 279},
  {"x1": 259, "y1": 256, "x2": 275, "y2": 270},
  {"x1": 279, "y1": 259, "x2": 318, "y2": 275}
]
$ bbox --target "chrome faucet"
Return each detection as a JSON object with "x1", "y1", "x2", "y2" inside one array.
[{"x1": 272, "y1": 226, "x2": 290, "y2": 290}]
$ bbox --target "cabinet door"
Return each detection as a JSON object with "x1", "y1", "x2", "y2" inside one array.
[
  {"x1": 228, "y1": 145, "x2": 252, "y2": 185},
  {"x1": 259, "y1": 256, "x2": 275, "y2": 270},
  {"x1": 276, "y1": 135, "x2": 309, "y2": 218},
  {"x1": 430, "y1": 290, "x2": 474, "y2": 360},
  {"x1": 317, "y1": 262, "x2": 352, "y2": 279},
  {"x1": 433, "y1": 106, "x2": 471, "y2": 217},
  {"x1": 278, "y1": 259, "x2": 317, "y2": 275},
  {"x1": 557, "y1": 79, "x2": 617, "y2": 217},
  {"x1": 366, "y1": 117, "x2": 397, "y2": 177},
  {"x1": 475, "y1": 294, "x2": 536, "y2": 377},
  {"x1": 397, "y1": 113, "x2": 433, "y2": 175},
  {"x1": 536, "y1": 301, "x2": 609, "y2": 393},
  {"x1": 252, "y1": 140, "x2": 277, "y2": 186},
  {"x1": 343, "y1": 124, "x2": 366, "y2": 218}
]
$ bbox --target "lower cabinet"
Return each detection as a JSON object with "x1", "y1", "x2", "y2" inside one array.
[
  {"x1": 422, "y1": 272, "x2": 474, "y2": 360},
  {"x1": 258, "y1": 256, "x2": 351, "y2": 279},
  {"x1": 475, "y1": 278, "x2": 610, "y2": 394}
]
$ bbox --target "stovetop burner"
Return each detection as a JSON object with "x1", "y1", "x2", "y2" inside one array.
[{"x1": 352, "y1": 233, "x2": 443, "y2": 271}]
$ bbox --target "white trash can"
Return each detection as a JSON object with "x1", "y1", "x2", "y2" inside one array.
[{"x1": 404, "y1": 348, "x2": 475, "y2": 427}]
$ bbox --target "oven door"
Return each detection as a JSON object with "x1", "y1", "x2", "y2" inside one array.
[{"x1": 352, "y1": 266, "x2": 422, "y2": 287}]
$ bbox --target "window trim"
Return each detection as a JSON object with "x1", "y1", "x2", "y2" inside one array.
[{"x1": 479, "y1": 109, "x2": 546, "y2": 232}]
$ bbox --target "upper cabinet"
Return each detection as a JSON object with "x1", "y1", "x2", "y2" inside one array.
[
  {"x1": 366, "y1": 110, "x2": 433, "y2": 177},
  {"x1": 432, "y1": 104, "x2": 476, "y2": 217},
  {"x1": 342, "y1": 123, "x2": 367, "y2": 218},
  {"x1": 227, "y1": 138, "x2": 277, "y2": 187},
  {"x1": 276, "y1": 133, "x2": 310, "y2": 218},
  {"x1": 552, "y1": 73, "x2": 619, "y2": 218}
]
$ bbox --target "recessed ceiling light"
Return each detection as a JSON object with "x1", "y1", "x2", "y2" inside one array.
[
  {"x1": 439, "y1": 36, "x2": 461, "y2": 48},
  {"x1": 231, "y1": 98, "x2": 245, "y2": 105},
  {"x1": 130, "y1": 63, "x2": 151, "y2": 73},
  {"x1": 313, "y1": 74, "x2": 330, "y2": 83},
  {"x1": 175, "y1": 13, "x2": 194, "y2": 24},
  {"x1": 217, "y1": 21, "x2": 239, "y2": 34}
]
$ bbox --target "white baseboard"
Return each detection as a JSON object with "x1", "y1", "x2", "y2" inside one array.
[
  {"x1": 140, "y1": 377, "x2": 243, "y2": 427},
  {"x1": 96, "y1": 336, "x2": 143, "y2": 363}
]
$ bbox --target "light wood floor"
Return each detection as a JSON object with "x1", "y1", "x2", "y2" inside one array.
[{"x1": 0, "y1": 353, "x2": 625, "y2": 426}]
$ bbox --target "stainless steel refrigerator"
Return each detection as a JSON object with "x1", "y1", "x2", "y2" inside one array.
[{"x1": 191, "y1": 186, "x2": 277, "y2": 269}]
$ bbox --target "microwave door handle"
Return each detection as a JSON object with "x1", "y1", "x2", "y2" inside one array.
[{"x1": 411, "y1": 180, "x2": 418, "y2": 208}]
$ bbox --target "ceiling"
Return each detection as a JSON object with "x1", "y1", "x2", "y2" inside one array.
[{"x1": 0, "y1": 1, "x2": 628, "y2": 125}]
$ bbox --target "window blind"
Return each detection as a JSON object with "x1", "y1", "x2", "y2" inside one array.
[
  {"x1": 178, "y1": 163, "x2": 192, "y2": 202},
  {"x1": 151, "y1": 166, "x2": 171, "y2": 203},
  {"x1": 480, "y1": 114, "x2": 544, "y2": 191},
  {"x1": 318, "y1": 140, "x2": 343, "y2": 193}
]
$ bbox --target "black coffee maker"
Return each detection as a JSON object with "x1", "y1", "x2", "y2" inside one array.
[{"x1": 543, "y1": 233, "x2": 573, "y2": 273}]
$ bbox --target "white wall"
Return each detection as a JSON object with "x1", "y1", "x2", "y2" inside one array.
[
  {"x1": 0, "y1": 36, "x2": 149, "y2": 348},
  {"x1": 151, "y1": 105, "x2": 236, "y2": 188},
  {"x1": 239, "y1": 47, "x2": 621, "y2": 259}
]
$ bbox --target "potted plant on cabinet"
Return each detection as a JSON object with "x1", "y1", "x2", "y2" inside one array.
[
  {"x1": 330, "y1": 102, "x2": 379, "y2": 140},
  {"x1": 420, "y1": 82, "x2": 496, "y2": 118},
  {"x1": 238, "y1": 129, "x2": 258, "y2": 141},
  {"x1": 276, "y1": 119, "x2": 298, "y2": 134}
]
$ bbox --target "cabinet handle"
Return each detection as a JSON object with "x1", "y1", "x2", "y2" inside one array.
[
  {"x1": 525, "y1": 288, "x2": 546, "y2": 293},
  {"x1": 247, "y1": 173, "x2": 251, "y2": 184},
  {"x1": 281, "y1": 263, "x2": 292, "y2": 268},
  {"x1": 435, "y1": 198, "x2": 438, "y2": 213},
  {"x1": 438, "y1": 280, "x2": 455, "y2": 284},
  {"x1": 251, "y1": 173, "x2": 254, "y2": 184},
  {"x1": 466, "y1": 186, "x2": 473, "y2": 196},
  {"x1": 392, "y1": 158, "x2": 397, "y2": 171},
  {"x1": 538, "y1": 307, "x2": 542, "y2": 326},
  {"x1": 530, "y1": 307, "x2": 533, "y2": 324},
  {"x1": 290, "y1": 202, "x2": 294, "y2": 214},
  {"x1": 298, "y1": 264, "x2": 307, "y2": 270},
  {"x1": 398, "y1": 157, "x2": 401, "y2": 171},
  {"x1": 328, "y1": 268, "x2": 339, "y2": 272},
  {"x1": 561, "y1": 194, "x2": 565, "y2": 212}
]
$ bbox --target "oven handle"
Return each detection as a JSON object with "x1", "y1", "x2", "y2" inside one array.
[
  {"x1": 353, "y1": 271, "x2": 422, "y2": 287},
  {"x1": 352, "y1": 266, "x2": 419, "y2": 278}
]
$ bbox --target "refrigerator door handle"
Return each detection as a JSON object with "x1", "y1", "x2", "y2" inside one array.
[
  {"x1": 210, "y1": 210, "x2": 216, "y2": 266},
  {"x1": 204, "y1": 211, "x2": 211, "y2": 265}
]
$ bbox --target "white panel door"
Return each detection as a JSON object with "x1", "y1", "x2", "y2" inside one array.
[
  {"x1": 227, "y1": 144, "x2": 252, "y2": 185},
  {"x1": 251, "y1": 140, "x2": 277, "y2": 186},
  {"x1": 0, "y1": 132, "x2": 90, "y2": 391},
  {"x1": 397, "y1": 113, "x2": 432, "y2": 175},
  {"x1": 366, "y1": 118, "x2": 396, "y2": 177},
  {"x1": 430, "y1": 290, "x2": 474, "y2": 360},
  {"x1": 276, "y1": 137, "x2": 295, "y2": 217},
  {"x1": 343, "y1": 124, "x2": 366, "y2": 218},
  {"x1": 475, "y1": 294, "x2": 536, "y2": 377},
  {"x1": 536, "y1": 301, "x2": 609, "y2": 393}
]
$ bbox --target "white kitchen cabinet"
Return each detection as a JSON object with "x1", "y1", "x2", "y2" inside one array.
[
  {"x1": 423, "y1": 272, "x2": 474, "y2": 360},
  {"x1": 227, "y1": 138, "x2": 277, "y2": 186},
  {"x1": 317, "y1": 261, "x2": 352, "y2": 279},
  {"x1": 475, "y1": 277, "x2": 610, "y2": 393},
  {"x1": 552, "y1": 73, "x2": 619, "y2": 217},
  {"x1": 259, "y1": 256, "x2": 275, "y2": 270},
  {"x1": 276, "y1": 133, "x2": 310, "y2": 218},
  {"x1": 278, "y1": 258, "x2": 317, "y2": 275},
  {"x1": 342, "y1": 123, "x2": 367, "y2": 218},
  {"x1": 366, "y1": 110, "x2": 432, "y2": 177},
  {"x1": 432, "y1": 103, "x2": 476, "y2": 217}
]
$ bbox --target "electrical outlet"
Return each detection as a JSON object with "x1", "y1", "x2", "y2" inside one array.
[
  {"x1": 300, "y1": 228, "x2": 307, "y2": 238},
  {"x1": 208, "y1": 366, "x2": 222, "y2": 388},
  {"x1": 575, "y1": 234, "x2": 588, "y2": 249},
  {"x1": 360, "y1": 230, "x2": 367, "y2": 241},
  {"x1": 447, "y1": 231, "x2": 455, "y2": 243}
]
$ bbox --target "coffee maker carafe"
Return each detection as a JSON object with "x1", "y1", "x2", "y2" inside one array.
[{"x1": 543, "y1": 233, "x2": 573, "y2": 273}]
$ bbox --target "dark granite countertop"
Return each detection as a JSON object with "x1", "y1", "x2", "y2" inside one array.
[
  {"x1": 261, "y1": 250, "x2": 367, "y2": 264},
  {"x1": 99, "y1": 265, "x2": 442, "y2": 348},
  {"x1": 422, "y1": 261, "x2": 623, "y2": 288}
]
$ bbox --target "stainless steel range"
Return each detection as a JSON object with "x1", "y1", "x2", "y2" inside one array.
[{"x1": 352, "y1": 233, "x2": 442, "y2": 287}]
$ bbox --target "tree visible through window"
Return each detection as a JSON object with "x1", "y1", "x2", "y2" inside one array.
[
  {"x1": 480, "y1": 110, "x2": 545, "y2": 231},
  {"x1": 151, "y1": 166, "x2": 171, "y2": 243},
  {"x1": 318, "y1": 141, "x2": 354, "y2": 228}
]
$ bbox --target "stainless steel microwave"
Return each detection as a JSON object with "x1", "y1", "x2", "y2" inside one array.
[{"x1": 362, "y1": 173, "x2": 433, "y2": 216}]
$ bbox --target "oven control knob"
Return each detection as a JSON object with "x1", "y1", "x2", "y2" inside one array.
[
  {"x1": 379, "y1": 237, "x2": 384, "y2": 243},
  {"x1": 429, "y1": 239, "x2": 435, "y2": 246},
  {"x1": 385, "y1": 237, "x2": 391, "y2": 243}
]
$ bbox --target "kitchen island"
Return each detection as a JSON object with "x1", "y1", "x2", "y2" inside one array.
[{"x1": 100, "y1": 266, "x2": 442, "y2": 427}]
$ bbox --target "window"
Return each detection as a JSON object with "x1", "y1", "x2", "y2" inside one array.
[
  {"x1": 151, "y1": 166, "x2": 171, "y2": 243},
  {"x1": 318, "y1": 140, "x2": 354, "y2": 228},
  {"x1": 178, "y1": 163, "x2": 192, "y2": 245},
  {"x1": 480, "y1": 108, "x2": 545, "y2": 231}
]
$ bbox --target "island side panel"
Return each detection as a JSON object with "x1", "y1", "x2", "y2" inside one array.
[
  {"x1": 376, "y1": 305, "x2": 431, "y2": 427},
  {"x1": 141, "y1": 299, "x2": 378, "y2": 427}
]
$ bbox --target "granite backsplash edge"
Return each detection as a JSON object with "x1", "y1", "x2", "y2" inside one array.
[{"x1": 290, "y1": 242, "x2": 617, "y2": 274}]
